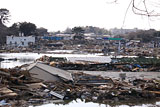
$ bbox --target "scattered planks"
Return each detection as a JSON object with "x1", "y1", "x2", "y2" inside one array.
[{"x1": 0, "y1": 87, "x2": 18, "y2": 100}]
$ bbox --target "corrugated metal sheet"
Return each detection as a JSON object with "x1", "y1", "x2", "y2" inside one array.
[{"x1": 50, "y1": 91, "x2": 64, "y2": 99}]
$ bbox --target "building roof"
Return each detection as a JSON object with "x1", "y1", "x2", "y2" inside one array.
[
  {"x1": 66, "y1": 56, "x2": 111, "y2": 63},
  {"x1": 27, "y1": 62, "x2": 73, "y2": 81}
]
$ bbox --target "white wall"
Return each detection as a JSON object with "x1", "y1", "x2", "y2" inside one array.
[{"x1": 6, "y1": 36, "x2": 35, "y2": 47}]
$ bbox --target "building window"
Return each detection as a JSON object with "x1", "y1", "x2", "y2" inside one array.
[
  {"x1": 22, "y1": 42, "x2": 24, "y2": 45},
  {"x1": 10, "y1": 41, "x2": 12, "y2": 45},
  {"x1": 24, "y1": 39, "x2": 26, "y2": 41},
  {"x1": 15, "y1": 42, "x2": 17, "y2": 45}
]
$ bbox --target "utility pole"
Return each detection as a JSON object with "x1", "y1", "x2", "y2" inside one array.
[{"x1": 118, "y1": 40, "x2": 121, "y2": 54}]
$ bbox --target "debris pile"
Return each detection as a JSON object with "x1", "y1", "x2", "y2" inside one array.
[
  {"x1": 37, "y1": 55, "x2": 160, "y2": 72},
  {"x1": 0, "y1": 63, "x2": 160, "y2": 106},
  {"x1": 0, "y1": 68, "x2": 65, "y2": 106},
  {"x1": 37, "y1": 55, "x2": 66, "y2": 63},
  {"x1": 112, "y1": 57, "x2": 160, "y2": 72},
  {"x1": 57, "y1": 62, "x2": 109, "y2": 71},
  {"x1": 37, "y1": 72, "x2": 160, "y2": 105},
  {"x1": 69, "y1": 72, "x2": 160, "y2": 104},
  {"x1": 37, "y1": 55, "x2": 110, "y2": 71}
]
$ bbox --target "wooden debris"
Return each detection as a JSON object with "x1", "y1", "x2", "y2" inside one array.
[
  {"x1": 0, "y1": 87, "x2": 17, "y2": 99},
  {"x1": 50, "y1": 91, "x2": 64, "y2": 99},
  {"x1": 26, "y1": 83, "x2": 47, "y2": 89}
]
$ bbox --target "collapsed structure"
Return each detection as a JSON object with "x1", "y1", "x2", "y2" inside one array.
[
  {"x1": 23, "y1": 62, "x2": 73, "y2": 82},
  {"x1": 0, "y1": 57, "x2": 160, "y2": 106}
]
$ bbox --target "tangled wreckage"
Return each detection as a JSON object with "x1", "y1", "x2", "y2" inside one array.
[{"x1": 0, "y1": 56, "x2": 160, "y2": 106}]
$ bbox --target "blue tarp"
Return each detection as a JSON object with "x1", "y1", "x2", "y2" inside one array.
[
  {"x1": 43, "y1": 36, "x2": 63, "y2": 40},
  {"x1": 103, "y1": 37, "x2": 109, "y2": 40},
  {"x1": 133, "y1": 64, "x2": 142, "y2": 68}
]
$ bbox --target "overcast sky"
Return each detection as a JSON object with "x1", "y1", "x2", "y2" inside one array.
[{"x1": 1, "y1": 0, "x2": 160, "y2": 31}]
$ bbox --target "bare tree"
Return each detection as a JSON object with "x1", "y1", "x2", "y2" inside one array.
[
  {"x1": 132, "y1": 0, "x2": 160, "y2": 16},
  {"x1": 107, "y1": 0, "x2": 160, "y2": 29},
  {"x1": 0, "y1": 8, "x2": 10, "y2": 25},
  {"x1": 109, "y1": 0, "x2": 160, "y2": 17}
]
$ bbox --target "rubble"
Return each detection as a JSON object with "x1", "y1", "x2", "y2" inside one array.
[
  {"x1": 0, "y1": 68, "x2": 66, "y2": 106},
  {"x1": 0, "y1": 60, "x2": 160, "y2": 106},
  {"x1": 36, "y1": 55, "x2": 160, "y2": 72}
]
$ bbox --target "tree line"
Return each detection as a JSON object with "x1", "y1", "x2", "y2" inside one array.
[
  {"x1": 64, "y1": 26, "x2": 110, "y2": 35},
  {"x1": 118, "y1": 29, "x2": 160, "y2": 43},
  {"x1": 0, "y1": 8, "x2": 111, "y2": 44},
  {"x1": 1, "y1": 8, "x2": 160, "y2": 44},
  {"x1": 0, "y1": 8, "x2": 48, "y2": 44}
]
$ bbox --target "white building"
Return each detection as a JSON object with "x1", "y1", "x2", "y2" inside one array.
[
  {"x1": 56, "y1": 34, "x2": 73, "y2": 40},
  {"x1": 6, "y1": 36, "x2": 35, "y2": 47}
]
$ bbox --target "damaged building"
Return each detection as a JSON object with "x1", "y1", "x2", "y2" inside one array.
[{"x1": 22, "y1": 62, "x2": 73, "y2": 82}]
